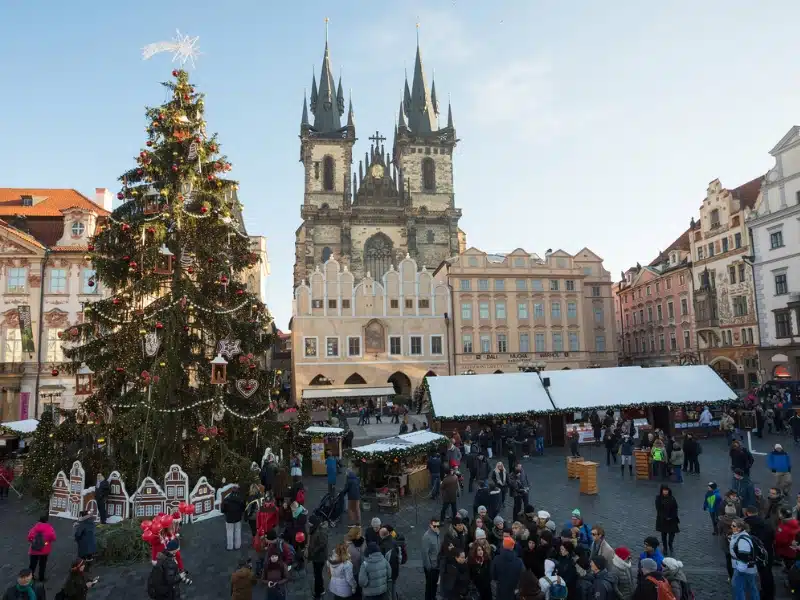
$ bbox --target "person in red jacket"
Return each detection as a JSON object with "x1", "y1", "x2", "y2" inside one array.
[
  {"x1": 257, "y1": 494, "x2": 279, "y2": 536},
  {"x1": 0, "y1": 461, "x2": 13, "y2": 498},
  {"x1": 27, "y1": 515, "x2": 57, "y2": 581},
  {"x1": 775, "y1": 507, "x2": 800, "y2": 569}
]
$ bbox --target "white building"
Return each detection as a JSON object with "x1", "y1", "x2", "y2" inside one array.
[{"x1": 749, "y1": 126, "x2": 800, "y2": 379}]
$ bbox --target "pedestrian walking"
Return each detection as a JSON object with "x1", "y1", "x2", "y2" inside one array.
[
  {"x1": 610, "y1": 547, "x2": 634, "y2": 600},
  {"x1": 619, "y1": 436, "x2": 634, "y2": 477},
  {"x1": 73, "y1": 511, "x2": 97, "y2": 573},
  {"x1": 94, "y1": 473, "x2": 110, "y2": 524},
  {"x1": 633, "y1": 558, "x2": 669, "y2": 600},
  {"x1": 509, "y1": 463, "x2": 530, "y2": 519},
  {"x1": 345, "y1": 469, "x2": 362, "y2": 526},
  {"x1": 703, "y1": 482, "x2": 723, "y2": 533},
  {"x1": 27, "y1": 515, "x2": 56, "y2": 582},
  {"x1": 221, "y1": 484, "x2": 246, "y2": 551},
  {"x1": 325, "y1": 451, "x2": 338, "y2": 497},
  {"x1": 328, "y1": 542, "x2": 357, "y2": 599},
  {"x1": 421, "y1": 518, "x2": 441, "y2": 600},
  {"x1": 440, "y1": 549, "x2": 470, "y2": 600},
  {"x1": 358, "y1": 543, "x2": 391, "y2": 600},
  {"x1": 2, "y1": 568, "x2": 45, "y2": 600},
  {"x1": 440, "y1": 469, "x2": 459, "y2": 523},
  {"x1": 729, "y1": 441, "x2": 754, "y2": 476},
  {"x1": 682, "y1": 434, "x2": 701, "y2": 475},
  {"x1": 670, "y1": 443, "x2": 685, "y2": 483},
  {"x1": 245, "y1": 484, "x2": 263, "y2": 538},
  {"x1": 768, "y1": 443, "x2": 792, "y2": 497},
  {"x1": 568, "y1": 426, "x2": 581, "y2": 458},
  {"x1": 231, "y1": 558, "x2": 257, "y2": 600},
  {"x1": 58, "y1": 557, "x2": 98, "y2": 600},
  {"x1": 262, "y1": 547, "x2": 289, "y2": 600},
  {"x1": 308, "y1": 515, "x2": 329, "y2": 600},
  {"x1": 655, "y1": 484, "x2": 679, "y2": 555},
  {"x1": 491, "y1": 537, "x2": 524, "y2": 600},
  {"x1": 729, "y1": 519, "x2": 760, "y2": 600},
  {"x1": 0, "y1": 461, "x2": 14, "y2": 500},
  {"x1": 147, "y1": 539, "x2": 182, "y2": 600},
  {"x1": 603, "y1": 431, "x2": 618, "y2": 466}
]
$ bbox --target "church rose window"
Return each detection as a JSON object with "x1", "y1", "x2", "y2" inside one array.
[
  {"x1": 422, "y1": 157, "x2": 436, "y2": 192},
  {"x1": 323, "y1": 156, "x2": 335, "y2": 191},
  {"x1": 364, "y1": 233, "x2": 393, "y2": 282}
]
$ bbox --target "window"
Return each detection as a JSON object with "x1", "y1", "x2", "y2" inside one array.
[
  {"x1": 670, "y1": 333, "x2": 677, "y2": 351},
  {"x1": 49, "y1": 268, "x2": 67, "y2": 293},
  {"x1": 461, "y1": 334, "x2": 472, "y2": 354},
  {"x1": 569, "y1": 332, "x2": 579, "y2": 352},
  {"x1": 733, "y1": 296, "x2": 748, "y2": 317},
  {"x1": 480, "y1": 335, "x2": 491, "y2": 353},
  {"x1": 405, "y1": 299, "x2": 413, "y2": 309},
  {"x1": 323, "y1": 156, "x2": 335, "y2": 191},
  {"x1": 680, "y1": 298, "x2": 688, "y2": 315},
  {"x1": 707, "y1": 242, "x2": 715, "y2": 258},
  {"x1": 592, "y1": 286, "x2": 601, "y2": 297},
  {"x1": 551, "y1": 302, "x2": 561, "y2": 319},
  {"x1": 479, "y1": 302, "x2": 490, "y2": 320},
  {"x1": 738, "y1": 264, "x2": 745, "y2": 283},
  {"x1": 552, "y1": 332, "x2": 563, "y2": 352},
  {"x1": 304, "y1": 337, "x2": 318, "y2": 357},
  {"x1": 520, "y1": 333, "x2": 530, "y2": 352},
  {"x1": 422, "y1": 157, "x2": 436, "y2": 191},
  {"x1": 4, "y1": 328, "x2": 21, "y2": 363},
  {"x1": 729, "y1": 265, "x2": 736, "y2": 284},
  {"x1": 534, "y1": 303, "x2": 544, "y2": 319},
  {"x1": 389, "y1": 336, "x2": 402, "y2": 355},
  {"x1": 321, "y1": 246, "x2": 333, "y2": 263},
  {"x1": 722, "y1": 237, "x2": 729, "y2": 253},
  {"x1": 461, "y1": 302, "x2": 472, "y2": 320},
  {"x1": 550, "y1": 280, "x2": 559, "y2": 291},
  {"x1": 776, "y1": 273, "x2": 789, "y2": 295},
  {"x1": 495, "y1": 302, "x2": 506, "y2": 320},
  {"x1": 468, "y1": 256, "x2": 478, "y2": 267},
  {"x1": 639, "y1": 309, "x2": 644, "y2": 322},
  {"x1": 647, "y1": 306, "x2": 653, "y2": 322},
  {"x1": 495, "y1": 279, "x2": 505, "y2": 291},
  {"x1": 71, "y1": 221, "x2": 85, "y2": 236},
  {"x1": 771, "y1": 230, "x2": 784, "y2": 249},
  {"x1": 81, "y1": 269, "x2": 97, "y2": 294},
  {"x1": 531, "y1": 280, "x2": 543, "y2": 292},
  {"x1": 460, "y1": 279, "x2": 471, "y2": 291},
  {"x1": 426, "y1": 230, "x2": 435, "y2": 243},
  {"x1": 626, "y1": 314, "x2": 630, "y2": 327},
  {"x1": 697, "y1": 247, "x2": 704, "y2": 261},
  {"x1": 659, "y1": 334, "x2": 665, "y2": 352},
  {"x1": 656, "y1": 304, "x2": 662, "y2": 321},
  {"x1": 596, "y1": 335, "x2": 606, "y2": 352},
  {"x1": 348, "y1": 337, "x2": 361, "y2": 357},
  {"x1": 776, "y1": 310, "x2": 792, "y2": 338},
  {"x1": 342, "y1": 299, "x2": 351, "y2": 309},
  {"x1": 747, "y1": 327, "x2": 754, "y2": 344},
  {"x1": 328, "y1": 299, "x2": 337, "y2": 309},
  {"x1": 515, "y1": 279, "x2": 527, "y2": 291},
  {"x1": 594, "y1": 306, "x2": 604, "y2": 323},
  {"x1": 649, "y1": 336, "x2": 655, "y2": 352},
  {"x1": 666, "y1": 277, "x2": 672, "y2": 290},
  {"x1": 567, "y1": 301, "x2": 577, "y2": 319},
  {"x1": 655, "y1": 282, "x2": 660, "y2": 293},
  {"x1": 418, "y1": 299, "x2": 429, "y2": 309},
  {"x1": 667, "y1": 302, "x2": 674, "y2": 319},
  {"x1": 46, "y1": 329, "x2": 63, "y2": 362},
  {"x1": 734, "y1": 232, "x2": 742, "y2": 248},
  {"x1": 518, "y1": 302, "x2": 529, "y2": 319},
  {"x1": 514, "y1": 257, "x2": 525, "y2": 267},
  {"x1": 583, "y1": 266, "x2": 593, "y2": 275},
  {"x1": 679, "y1": 274, "x2": 685, "y2": 285},
  {"x1": 497, "y1": 334, "x2": 507, "y2": 353},
  {"x1": 430, "y1": 335, "x2": 443, "y2": 355},
  {"x1": 326, "y1": 337, "x2": 339, "y2": 357},
  {"x1": 534, "y1": 333, "x2": 545, "y2": 352},
  {"x1": 646, "y1": 285, "x2": 651, "y2": 296},
  {"x1": 390, "y1": 299, "x2": 399, "y2": 309},
  {"x1": 410, "y1": 336, "x2": 423, "y2": 355},
  {"x1": 566, "y1": 280, "x2": 575, "y2": 291},
  {"x1": 478, "y1": 279, "x2": 489, "y2": 291},
  {"x1": 7, "y1": 267, "x2": 25, "y2": 293},
  {"x1": 710, "y1": 208, "x2": 720, "y2": 228}
]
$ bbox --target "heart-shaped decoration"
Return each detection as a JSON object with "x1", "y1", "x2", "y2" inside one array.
[{"x1": 236, "y1": 379, "x2": 259, "y2": 398}]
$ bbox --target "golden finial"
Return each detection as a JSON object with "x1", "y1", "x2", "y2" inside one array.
[{"x1": 325, "y1": 17, "x2": 330, "y2": 43}]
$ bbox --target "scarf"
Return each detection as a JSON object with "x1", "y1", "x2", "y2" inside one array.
[
  {"x1": 292, "y1": 505, "x2": 304, "y2": 519},
  {"x1": 15, "y1": 584, "x2": 36, "y2": 600}
]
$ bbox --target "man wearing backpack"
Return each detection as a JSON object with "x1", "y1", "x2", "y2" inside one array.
[
  {"x1": 743, "y1": 505, "x2": 775, "y2": 600},
  {"x1": 729, "y1": 519, "x2": 761, "y2": 600},
  {"x1": 27, "y1": 515, "x2": 56, "y2": 582},
  {"x1": 633, "y1": 557, "x2": 674, "y2": 600},
  {"x1": 147, "y1": 539, "x2": 182, "y2": 600}
]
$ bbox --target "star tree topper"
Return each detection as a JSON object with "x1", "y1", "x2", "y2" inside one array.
[{"x1": 142, "y1": 30, "x2": 201, "y2": 68}]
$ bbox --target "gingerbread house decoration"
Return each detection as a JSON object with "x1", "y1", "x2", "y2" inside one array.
[
  {"x1": 67, "y1": 461, "x2": 86, "y2": 519},
  {"x1": 81, "y1": 487, "x2": 100, "y2": 523},
  {"x1": 49, "y1": 471, "x2": 70, "y2": 517},
  {"x1": 188, "y1": 476, "x2": 218, "y2": 523},
  {"x1": 131, "y1": 476, "x2": 167, "y2": 518},
  {"x1": 164, "y1": 464, "x2": 189, "y2": 516},
  {"x1": 215, "y1": 483, "x2": 238, "y2": 512},
  {"x1": 105, "y1": 470, "x2": 131, "y2": 523}
]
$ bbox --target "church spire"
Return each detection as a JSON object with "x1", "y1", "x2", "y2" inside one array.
[
  {"x1": 347, "y1": 94, "x2": 355, "y2": 129},
  {"x1": 406, "y1": 31, "x2": 438, "y2": 135},
  {"x1": 403, "y1": 69, "x2": 412, "y2": 115},
  {"x1": 447, "y1": 94, "x2": 454, "y2": 129},
  {"x1": 336, "y1": 75, "x2": 345, "y2": 116},
  {"x1": 398, "y1": 101, "x2": 408, "y2": 130},
  {"x1": 431, "y1": 71, "x2": 439, "y2": 115},
  {"x1": 310, "y1": 20, "x2": 342, "y2": 133},
  {"x1": 310, "y1": 71, "x2": 318, "y2": 114},
  {"x1": 301, "y1": 92, "x2": 309, "y2": 128}
]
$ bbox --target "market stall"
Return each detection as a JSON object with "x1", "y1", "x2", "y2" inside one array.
[
  {"x1": 346, "y1": 430, "x2": 446, "y2": 512},
  {"x1": 301, "y1": 426, "x2": 345, "y2": 476}
]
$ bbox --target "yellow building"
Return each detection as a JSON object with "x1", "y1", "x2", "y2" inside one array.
[{"x1": 433, "y1": 247, "x2": 618, "y2": 374}]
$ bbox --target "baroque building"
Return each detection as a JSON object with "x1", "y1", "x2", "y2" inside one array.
[
  {"x1": 689, "y1": 176, "x2": 764, "y2": 389},
  {"x1": 293, "y1": 34, "x2": 465, "y2": 288}
]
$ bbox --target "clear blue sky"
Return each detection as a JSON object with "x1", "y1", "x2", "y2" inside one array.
[{"x1": 3, "y1": 1, "x2": 800, "y2": 330}]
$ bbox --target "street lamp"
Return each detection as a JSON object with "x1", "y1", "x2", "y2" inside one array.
[{"x1": 517, "y1": 361, "x2": 547, "y2": 373}]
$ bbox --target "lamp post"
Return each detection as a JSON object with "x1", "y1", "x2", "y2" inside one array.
[{"x1": 518, "y1": 361, "x2": 557, "y2": 411}]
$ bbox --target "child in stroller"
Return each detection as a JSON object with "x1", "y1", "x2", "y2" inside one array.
[{"x1": 312, "y1": 490, "x2": 346, "y2": 527}]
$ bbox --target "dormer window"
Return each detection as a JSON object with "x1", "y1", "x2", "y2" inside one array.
[
  {"x1": 21, "y1": 195, "x2": 33, "y2": 207},
  {"x1": 71, "y1": 222, "x2": 85, "y2": 237},
  {"x1": 710, "y1": 208, "x2": 720, "y2": 229}
]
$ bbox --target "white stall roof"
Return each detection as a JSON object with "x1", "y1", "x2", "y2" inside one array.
[
  {"x1": 302, "y1": 385, "x2": 395, "y2": 399},
  {"x1": 304, "y1": 426, "x2": 345, "y2": 435},
  {"x1": 544, "y1": 365, "x2": 736, "y2": 411},
  {"x1": 427, "y1": 372, "x2": 555, "y2": 419},
  {"x1": 352, "y1": 429, "x2": 446, "y2": 454},
  {"x1": 1, "y1": 419, "x2": 39, "y2": 434}
]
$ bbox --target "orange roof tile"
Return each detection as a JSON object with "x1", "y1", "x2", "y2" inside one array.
[
  {"x1": 0, "y1": 219, "x2": 46, "y2": 249},
  {"x1": 0, "y1": 189, "x2": 110, "y2": 217},
  {"x1": 649, "y1": 228, "x2": 691, "y2": 267},
  {"x1": 729, "y1": 175, "x2": 765, "y2": 211}
]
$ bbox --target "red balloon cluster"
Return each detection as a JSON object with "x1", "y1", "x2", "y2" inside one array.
[
  {"x1": 139, "y1": 505, "x2": 194, "y2": 542},
  {"x1": 177, "y1": 501, "x2": 196, "y2": 516}
]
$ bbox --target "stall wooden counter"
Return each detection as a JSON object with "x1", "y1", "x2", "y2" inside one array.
[{"x1": 302, "y1": 426, "x2": 345, "y2": 476}]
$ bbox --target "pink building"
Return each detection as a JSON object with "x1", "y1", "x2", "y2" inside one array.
[{"x1": 614, "y1": 229, "x2": 699, "y2": 366}]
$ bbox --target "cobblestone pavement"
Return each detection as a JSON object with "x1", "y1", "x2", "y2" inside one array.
[{"x1": 0, "y1": 432, "x2": 796, "y2": 598}]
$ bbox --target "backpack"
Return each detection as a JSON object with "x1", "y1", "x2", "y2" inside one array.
[
  {"x1": 646, "y1": 576, "x2": 677, "y2": 600},
  {"x1": 732, "y1": 533, "x2": 769, "y2": 569},
  {"x1": 147, "y1": 562, "x2": 165, "y2": 599},
  {"x1": 398, "y1": 539, "x2": 408, "y2": 565},
  {"x1": 545, "y1": 575, "x2": 568, "y2": 599},
  {"x1": 30, "y1": 531, "x2": 45, "y2": 552},
  {"x1": 277, "y1": 539, "x2": 296, "y2": 564}
]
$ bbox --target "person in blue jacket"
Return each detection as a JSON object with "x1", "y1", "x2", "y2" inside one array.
[
  {"x1": 344, "y1": 469, "x2": 361, "y2": 526},
  {"x1": 562, "y1": 509, "x2": 592, "y2": 547},
  {"x1": 638, "y1": 536, "x2": 664, "y2": 574},
  {"x1": 325, "y1": 451, "x2": 338, "y2": 497},
  {"x1": 768, "y1": 443, "x2": 792, "y2": 496},
  {"x1": 702, "y1": 481, "x2": 723, "y2": 532}
]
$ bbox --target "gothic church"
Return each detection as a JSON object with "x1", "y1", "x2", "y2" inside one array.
[{"x1": 293, "y1": 34, "x2": 466, "y2": 287}]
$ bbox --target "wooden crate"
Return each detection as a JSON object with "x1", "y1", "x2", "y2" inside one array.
[
  {"x1": 576, "y1": 461, "x2": 598, "y2": 495},
  {"x1": 634, "y1": 449, "x2": 650, "y2": 480},
  {"x1": 567, "y1": 456, "x2": 581, "y2": 479}
]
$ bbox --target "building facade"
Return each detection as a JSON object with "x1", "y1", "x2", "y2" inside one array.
[
  {"x1": 689, "y1": 177, "x2": 763, "y2": 388},
  {"x1": 614, "y1": 231, "x2": 698, "y2": 367},
  {"x1": 434, "y1": 247, "x2": 617, "y2": 374},
  {"x1": 291, "y1": 255, "x2": 450, "y2": 405},
  {"x1": 749, "y1": 127, "x2": 800, "y2": 379},
  {"x1": 293, "y1": 35, "x2": 465, "y2": 288},
  {"x1": 0, "y1": 188, "x2": 111, "y2": 421},
  {"x1": 245, "y1": 236, "x2": 270, "y2": 304}
]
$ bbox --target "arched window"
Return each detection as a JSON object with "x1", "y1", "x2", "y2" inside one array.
[
  {"x1": 363, "y1": 233, "x2": 393, "y2": 282},
  {"x1": 321, "y1": 247, "x2": 333, "y2": 263},
  {"x1": 422, "y1": 157, "x2": 436, "y2": 192},
  {"x1": 323, "y1": 156, "x2": 335, "y2": 191},
  {"x1": 426, "y1": 230, "x2": 435, "y2": 243}
]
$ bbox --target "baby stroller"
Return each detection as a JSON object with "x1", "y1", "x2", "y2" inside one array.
[{"x1": 312, "y1": 490, "x2": 346, "y2": 527}]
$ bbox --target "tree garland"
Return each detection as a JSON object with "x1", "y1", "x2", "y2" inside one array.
[{"x1": 344, "y1": 436, "x2": 446, "y2": 462}]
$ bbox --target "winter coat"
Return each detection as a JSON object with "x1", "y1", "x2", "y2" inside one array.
[
  {"x1": 655, "y1": 492, "x2": 680, "y2": 534},
  {"x1": 638, "y1": 549, "x2": 664, "y2": 571},
  {"x1": 61, "y1": 571, "x2": 89, "y2": 600},
  {"x1": 421, "y1": 528, "x2": 440, "y2": 570},
  {"x1": 308, "y1": 524, "x2": 328, "y2": 563},
  {"x1": 590, "y1": 537, "x2": 616, "y2": 566},
  {"x1": 592, "y1": 569, "x2": 615, "y2": 600},
  {"x1": 729, "y1": 447, "x2": 754, "y2": 472},
  {"x1": 95, "y1": 478, "x2": 110, "y2": 504},
  {"x1": 682, "y1": 438, "x2": 699, "y2": 458},
  {"x1": 358, "y1": 551, "x2": 391, "y2": 597},
  {"x1": 702, "y1": 489, "x2": 722, "y2": 514},
  {"x1": 476, "y1": 457, "x2": 490, "y2": 481},
  {"x1": 259, "y1": 462, "x2": 276, "y2": 489},
  {"x1": 327, "y1": 557, "x2": 357, "y2": 598},
  {"x1": 1, "y1": 583, "x2": 45, "y2": 600},
  {"x1": 427, "y1": 454, "x2": 442, "y2": 476},
  {"x1": 562, "y1": 521, "x2": 592, "y2": 546},
  {"x1": 440, "y1": 557, "x2": 471, "y2": 599},
  {"x1": 221, "y1": 490, "x2": 246, "y2": 523},
  {"x1": 326, "y1": 456, "x2": 338, "y2": 484},
  {"x1": 152, "y1": 551, "x2": 182, "y2": 600},
  {"x1": 469, "y1": 558, "x2": 492, "y2": 598},
  {"x1": 441, "y1": 474, "x2": 460, "y2": 504},
  {"x1": 731, "y1": 476, "x2": 756, "y2": 510},
  {"x1": 347, "y1": 537, "x2": 365, "y2": 576},
  {"x1": 509, "y1": 469, "x2": 530, "y2": 497},
  {"x1": 744, "y1": 514, "x2": 775, "y2": 560},
  {"x1": 446, "y1": 446, "x2": 462, "y2": 467},
  {"x1": 230, "y1": 566, "x2": 257, "y2": 600},
  {"x1": 769, "y1": 449, "x2": 792, "y2": 473},
  {"x1": 776, "y1": 519, "x2": 800, "y2": 559},
  {"x1": 491, "y1": 467, "x2": 508, "y2": 489},
  {"x1": 539, "y1": 564, "x2": 566, "y2": 600},
  {"x1": 380, "y1": 536, "x2": 401, "y2": 581},
  {"x1": 344, "y1": 472, "x2": 361, "y2": 501},
  {"x1": 519, "y1": 570, "x2": 545, "y2": 600},
  {"x1": 632, "y1": 571, "x2": 667, "y2": 600},
  {"x1": 611, "y1": 554, "x2": 635, "y2": 600},
  {"x1": 27, "y1": 522, "x2": 56, "y2": 556},
  {"x1": 74, "y1": 515, "x2": 97, "y2": 557},
  {"x1": 256, "y1": 503, "x2": 278, "y2": 535},
  {"x1": 663, "y1": 566, "x2": 689, "y2": 600},
  {"x1": 244, "y1": 493, "x2": 262, "y2": 523},
  {"x1": 620, "y1": 439, "x2": 634, "y2": 456},
  {"x1": 491, "y1": 549, "x2": 524, "y2": 600},
  {"x1": 576, "y1": 572, "x2": 596, "y2": 600},
  {"x1": 669, "y1": 450, "x2": 684, "y2": 467}
]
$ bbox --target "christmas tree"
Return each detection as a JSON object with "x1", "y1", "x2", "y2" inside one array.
[
  {"x1": 63, "y1": 69, "x2": 276, "y2": 486},
  {"x1": 23, "y1": 410, "x2": 58, "y2": 501}
]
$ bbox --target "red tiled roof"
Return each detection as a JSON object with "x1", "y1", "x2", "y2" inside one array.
[
  {"x1": 649, "y1": 228, "x2": 691, "y2": 267},
  {"x1": 729, "y1": 175, "x2": 765, "y2": 210},
  {"x1": 0, "y1": 219, "x2": 45, "y2": 249},
  {"x1": 0, "y1": 189, "x2": 110, "y2": 217}
]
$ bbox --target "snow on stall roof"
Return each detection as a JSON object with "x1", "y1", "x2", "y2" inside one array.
[
  {"x1": 1, "y1": 419, "x2": 39, "y2": 434},
  {"x1": 352, "y1": 430, "x2": 446, "y2": 454},
  {"x1": 304, "y1": 426, "x2": 345, "y2": 435},
  {"x1": 427, "y1": 372, "x2": 554, "y2": 419}
]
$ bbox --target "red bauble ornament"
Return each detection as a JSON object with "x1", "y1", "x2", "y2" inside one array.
[
  {"x1": 200, "y1": 206, "x2": 208, "y2": 213},
  {"x1": 121, "y1": 223, "x2": 130, "y2": 232},
  {"x1": 183, "y1": 325, "x2": 190, "y2": 332},
  {"x1": 220, "y1": 275, "x2": 228, "y2": 283},
  {"x1": 123, "y1": 255, "x2": 130, "y2": 261},
  {"x1": 129, "y1": 261, "x2": 137, "y2": 269},
  {"x1": 146, "y1": 140, "x2": 152, "y2": 147},
  {"x1": 172, "y1": 69, "x2": 179, "y2": 77},
  {"x1": 57, "y1": 332, "x2": 62, "y2": 339},
  {"x1": 116, "y1": 367, "x2": 124, "y2": 372},
  {"x1": 137, "y1": 169, "x2": 143, "y2": 176},
  {"x1": 147, "y1": 227, "x2": 155, "y2": 234},
  {"x1": 155, "y1": 322, "x2": 164, "y2": 329},
  {"x1": 139, "y1": 151, "x2": 147, "y2": 158},
  {"x1": 207, "y1": 175, "x2": 214, "y2": 181},
  {"x1": 51, "y1": 369, "x2": 58, "y2": 376},
  {"x1": 236, "y1": 289, "x2": 244, "y2": 296},
  {"x1": 70, "y1": 327, "x2": 79, "y2": 336},
  {"x1": 197, "y1": 425, "x2": 206, "y2": 435},
  {"x1": 171, "y1": 165, "x2": 178, "y2": 172},
  {"x1": 116, "y1": 192, "x2": 124, "y2": 200},
  {"x1": 209, "y1": 426, "x2": 218, "y2": 436},
  {"x1": 207, "y1": 258, "x2": 214, "y2": 263},
  {"x1": 187, "y1": 267, "x2": 194, "y2": 274},
  {"x1": 209, "y1": 144, "x2": 217, "y2": 152},
  {"x1": 87, "y1": 244, "x2": 94, "y2": 251},
  {"x1": 87, "y1": 279, "x2": 95, "y2": 287},
  {"x1": 159, "y1": 113, "x2": 165, "y2": 120},
  {"x1": 183, "y1": 94, "x2": 189, "y2": 101}
]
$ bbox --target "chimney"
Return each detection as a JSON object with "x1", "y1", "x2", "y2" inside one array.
[{"x1": 95, "y1": 188, "x2": 114, "y2": 212}]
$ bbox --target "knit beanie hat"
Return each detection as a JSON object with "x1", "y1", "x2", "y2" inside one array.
[
  {"x1": 708, "y1": 482, "x2": 717, "y2": 490},
  {"x1": 477, "y1": 505, "x2": 487, "y2": 514},
  {"x1": 502, "y1": 536, "x2": 516, "y2": 550},
  {"x1": 474, "y1": 528, "x2": 487, "y2": 540},
  {"x1": 537, "y1": 510, "x2": 551, "y2": 520},
  {"x1": 663, "y1": 557, "x2": 683, "y2": 571},
  {"x1": 615, "y1": 547, "x2": 631, "y2": 561},
  {"x1": 640, "y1": 558, "x2": 657, "y2": 574},
  {"x1": 458, "y1": 509, "x2": 469, "y2": 520},
  {"x1": 493, "y1": 516, "x2": 504, "y2": 527}
]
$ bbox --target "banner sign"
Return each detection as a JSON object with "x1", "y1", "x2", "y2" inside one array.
[{"x1": 17, "y1": 305, "x2": 35, "y2": 353}]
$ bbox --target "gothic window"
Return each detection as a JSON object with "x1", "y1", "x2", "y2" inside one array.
[
  {"x1": 363, "y1": 233, "x2": 393, "y2": 282},
  {"x1": 323, "y1": 156, "x2": 335, "y2": 191},
  {"x1": 422, "y1": 157, "x2": 436, "y2": 192},
  {"x1": 426, "y1": 230, "x2": 434, "y2": 243},
  {"x1": 321, "y1": 247, "x2": 332, "y2": 263}
]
